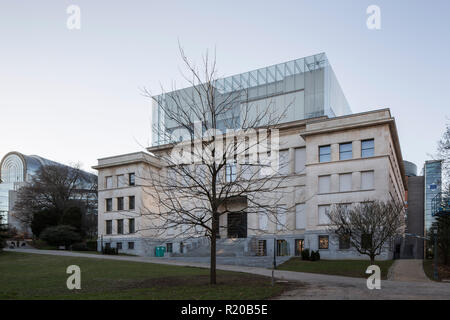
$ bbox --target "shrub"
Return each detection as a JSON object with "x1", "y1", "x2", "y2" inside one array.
[
  {"x1": 309, "y1": 250, "x2": 320, "y2": 261},
  {"x1": 102, "y1": 247, "x2": 118, "y2": 255},
  {"x1": 40, "y1": 225, "x2": 82, "y2": 248},
  {"x1": 301, "y1": 248, "x2": 310, "y2": 260},
  {"x1": 31, "y1": 209, "x2": 59, "y2": 238},
  {"x1": 86, "y1": 240, "x2": 98, "y2": 251},
  {"x1": 71, "y1": 242, "x2": 88, "y2": 251}
]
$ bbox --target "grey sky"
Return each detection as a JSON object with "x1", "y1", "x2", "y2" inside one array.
[{"x1": 1, "y1": 0, "x2": 449, "y2": 173}]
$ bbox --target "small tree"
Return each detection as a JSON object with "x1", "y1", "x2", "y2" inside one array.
[
  {"x1": 40, "y1": 225, "x2": 82, "y2": 248},
  {"x1": 327, "y1": 200, "x2": 405, "y2": 264}
]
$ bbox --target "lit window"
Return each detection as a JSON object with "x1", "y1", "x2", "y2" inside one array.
[
  {"x1": 319, "y1": 235, "x2": 329, "y2": 250},
  {"x1": 339, "y1": 142, "x2": 352, "y2": 160},
  {"x1": 319, "y1": 145, "x2": 331, "y2": 162},
  {"x1": 361, "y1": 139, "x2": 375, "y2": 158}
]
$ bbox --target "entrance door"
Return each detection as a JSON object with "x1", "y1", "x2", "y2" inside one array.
[
  {"x1": 227, "y1": 212, "x2": 247, "y2": 238},
  {"x1": 277, "y1": 240, "x2": 289, "y2": 256},
  {"x1": 295, "y1": 239, "x2": 304, "y2": 256}
]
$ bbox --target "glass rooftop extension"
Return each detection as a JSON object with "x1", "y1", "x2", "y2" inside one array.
[{"x1": 152, "y1": 52, "x2": 351, "y2": 146}]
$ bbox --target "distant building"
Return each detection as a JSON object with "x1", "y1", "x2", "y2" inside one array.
[
  {"x1": 402, "y1": 160, "x2": 424, "y2": 259},
  {"x1": 0, "y1": 151, "x2": 97, "y2": 234},
  {"x1": 424, "y1": 160, "x2": 443, "y2": 232}
]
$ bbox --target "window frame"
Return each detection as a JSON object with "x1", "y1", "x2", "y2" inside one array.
[
  {"x1": 361, "y1": 139, "x2": 375, "y2": 158},
  {"x1": 339, "y1": 142, "x2": 353, "y2": 160},
  {"x1": 129, "y1": 173, "x2": 135, "y2": 186},
  {"x1": 106, "y1": 220, "x2": 112, "y2": 235},
  {"x1": 117, "y1": 219, "x2": 124, "y2": 234},
  {"x1": 106, "y1": 198, "x2": 113, "y2": 212},
  {"x1": 128, "y1": 218, "x2": 135, "y2": 234},
  {"x1": 318, "y1": 235, "x2": 329, "y2": 250},
  {"x1": 117, "y1": 197, "x2": 124, "y2": 211},
  {"x1": 319, "y1": 145, "x2": 331, "y2": 163}
]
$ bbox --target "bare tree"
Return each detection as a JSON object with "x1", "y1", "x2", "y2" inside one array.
[
  {"x1": 437, "y1": 122, "x2": 450, "y2": 188},
  {"x1": 140, "y1": 47, "x2": 295, "y2": 284},
  {"x1": 326, "y1": 200, "x2": 405, "y2": 264},
  {"x1": 12, "y1": 163, "x2": 97, "y2": 236}
]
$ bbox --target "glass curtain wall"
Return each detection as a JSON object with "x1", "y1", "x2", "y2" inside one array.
[{"x1": 152, "y1": 52, "x2": 351, "y2": 146}]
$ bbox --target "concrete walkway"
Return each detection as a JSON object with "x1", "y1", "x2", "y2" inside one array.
[
  {"x1": 388, "y1": 259, "x2": 431, "y2": 282},
  {"x1": 5, "y1": 249, "x2": 450, "y2": 299}
]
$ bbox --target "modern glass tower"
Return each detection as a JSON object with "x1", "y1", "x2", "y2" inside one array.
[
  {"x1": 424, "y1": 160, "x2": 443, "y2": 231},
  {"x1": 152, "y1": 52, "x2": 351, "y2": 146}
]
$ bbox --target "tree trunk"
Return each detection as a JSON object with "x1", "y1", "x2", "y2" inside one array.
[
  {"x1": 370, "y1": 254, "x2": 375, "y2": 265},
  {"x1": 210, "y1": 218, "x2": 217, "y2": 285}
]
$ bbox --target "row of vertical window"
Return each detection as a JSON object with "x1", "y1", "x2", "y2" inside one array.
[
  {"x1": 105, "y1": 242, "x2": 134, "y2": 250},
  {"x1": 105, "y1": 196, "x2": 135, "y2": 212},
  {"x1": 318, "y1": 171, "x2": 375, "y2": 194},
  {"x1": 105, "y1": 173, "x2": 135, "y2": 189},
  {"x1": 105, "y1": 218, "x2": 135, "y2": 235},
  {"x1": 319, "y1": 139, "x2": 374, "y2": 163}
]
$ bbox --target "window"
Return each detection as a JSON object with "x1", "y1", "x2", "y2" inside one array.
[
  {"x1": 294, "y1": 148, "x2": 306, "y2": 173},
  {"x1": 361, "y1": 139, "x2": 375, "y2": 158},
  {"x1": 319, "y1": 145, "x2": 331, "y2": 162},
  {"x1": 339, "y1": 234, "x2": 351, "y2": 249},
  {"x1": 117, "y1": 174, "x2": 126, "y2": 187},
  {"x1": 318, "y1": 175, "x2": 331, "y2": 194},
  {"x1": 339, "y1": 142, "x2": 352, "y2": 160},
  {"x1": 339, "y1": 173, "x2": 352, "y2": 192},
  {"x1": 106, "y1": 198, "x2": 112, "y2": 212},
  {"x1": 259, "y1": 210, "x2": 268, "y2": 231},
  {"x1": 129, "y1": 196, "x2": 135, "y2": 210},
  {"x1": 106, "y1": 220, "x2": 112, "y2": 235},
  {"x1": 166, "y1": 243, "x2": 173, "y2": 253},
  {"x1": 129, "y1": 218, "x2": 135, "y2": 234},
  {"x1": 279, "y1": 150, "x2": 289, "y2": 175},
  {"x1": 117, "y1": 219, "x2": 124, "y2": 234},
  {"x1": 117, "y1": 197, "x2": 124, "y2": 211},
  {"x1": 361, "y1": 171, "x2": 375, "y2": 190},
  {"x1": 319, "y1": 235, "x2": 329, "y2": 250},
  {"x1": 318, "y1": 205, "x2": 330, "y2": 225},
  {"x1": 225, "y1": 162, "x2": 236, "y2": 182},
  {"x1": 105, "y1": 176, "x2": 113, "y2": 189},
  {"x1": 129, "y1": 173, "x2": 135, "y2": 186},
  {"x1": 277, "y1": 206, "x2": 286, "y2": 230},
  {"x1": 128, "y1": 242, "x2": 134, "y2": 250},
  {"x1": 295, "y1": 204, "x2": 306, "y2": 229},
  {"x1": 116, "y1": 242, "x2": 122, "y2": 250}
]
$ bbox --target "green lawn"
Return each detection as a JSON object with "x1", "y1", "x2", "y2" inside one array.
[
  {"x1": 278, "y1": 258, "x2": 394, "y2": 279},
  {"x1": 0, "y1": 251, "x2": 290, "y2": 300}
]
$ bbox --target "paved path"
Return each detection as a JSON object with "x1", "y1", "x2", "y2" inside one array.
[
  {"x1": 388, "y1": 259, "x2": 431, "y2": 282},
  {"x1": 5, "y1": 249, "x2": 450, "y2": 299}
]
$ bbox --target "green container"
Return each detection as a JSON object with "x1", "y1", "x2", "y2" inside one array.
[{"x1": 155, "y1": 246, "x2": 166, "y2": 257}]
